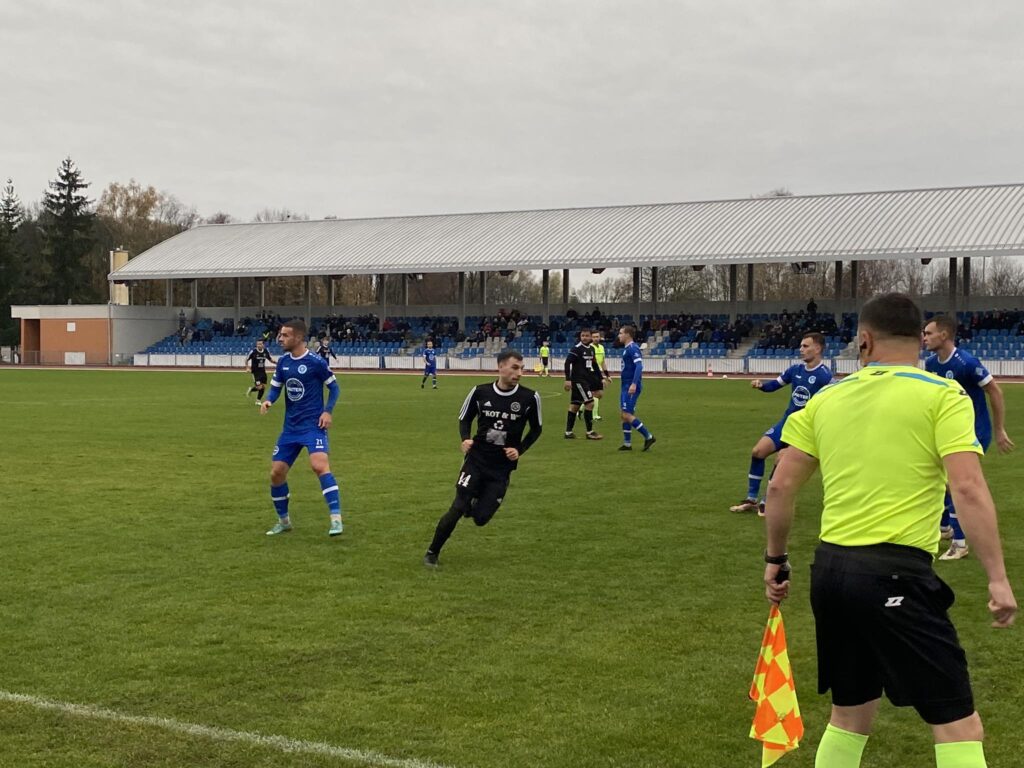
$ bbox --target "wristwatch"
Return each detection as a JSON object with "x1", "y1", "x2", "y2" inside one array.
[{"x1": 764, "y1": 551, "x2": 789, "y2": 565}]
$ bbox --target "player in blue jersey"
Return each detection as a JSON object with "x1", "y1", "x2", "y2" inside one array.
[
  {"x1": 260, "y1": 319, "x2": 344, "y2": 537},
  {"x1": 924, "y1": 315, "x2": 1014, "y2": 560},
  {"x1": 421, "y1": 339, "x2": 438, "y2": 389},
  {"x1": 617, "y1": 325, "x2": 656, "y2": 451},
  {"x1": 730, "y1": 332, "x2": 832, "y2": 513}
]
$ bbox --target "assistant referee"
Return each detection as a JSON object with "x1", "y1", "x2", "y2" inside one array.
[{"x1": 762, "y1": 293, "x2": 1016, "y2": 768}]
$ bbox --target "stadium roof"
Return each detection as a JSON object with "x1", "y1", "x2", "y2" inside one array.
[{"x1": 110, "y1": 183, "x2": 1024, "y2": 281}]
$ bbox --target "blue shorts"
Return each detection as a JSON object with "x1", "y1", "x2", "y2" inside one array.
[
  {"x1": 424, "y1": 364, "x2": 436, "y2": 375},
  {"x1": 273, "y1": 429, "x2": 329, "y2": 466},
  {"x1": 977, "y1": 431, "x2": 991, "y2": 453},
  {"x1": 763, "y1": 415, "x2": 790, "y2": 451},
  {"x1": 620, "y1": 386, "x2": 642, "y2": 414}
]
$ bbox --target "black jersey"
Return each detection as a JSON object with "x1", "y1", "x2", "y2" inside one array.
[
  {"x1": 564, "y1": 342, "x2": 600, "y2": 383},
  {"x1": 316, "y1": 342, "x2": 336, "y2": 362},
  {"x1": 458, "y1": 381, "x2": 543, "y2": 473},
  {"x1": 246, "y1": 348, "x2": 274, "y2": 373}
]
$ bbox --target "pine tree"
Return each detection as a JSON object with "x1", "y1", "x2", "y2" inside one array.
[
  {"x1": 0, "y1": 179, "x2": 24, "y2": 343},
  {"x1": 41, "y1": 157, "x2": 96, "y2": 303}
]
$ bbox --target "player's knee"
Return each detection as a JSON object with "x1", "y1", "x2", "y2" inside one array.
[
  {"x1": 310, "y1": 457, "x2": 331, "y2": 475},
  {"x1": 472, "y1": 503, "x2": 498, "y2": 526},
  {"x1": 270, "y1": 467, "x2": 288, "y2": 484},
  {"x1": 450, "y1": 496, "x2": 472, "y2": 517}
]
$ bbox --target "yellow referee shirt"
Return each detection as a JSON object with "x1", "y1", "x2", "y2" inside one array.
[
  {"x1": 593, "y1": 342, "x2": 605, "y2": 367},
  {"x1": 781, "y1": 364, "x2": 982, "y2": 554}
]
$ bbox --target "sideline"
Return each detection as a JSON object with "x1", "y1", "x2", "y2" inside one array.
[{"x1": 0, "y1": 690, "x2": 458, "y2": 768}]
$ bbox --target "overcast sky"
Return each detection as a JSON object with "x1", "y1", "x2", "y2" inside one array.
[{"x1": 3, "y1": 0, "x2": 1023, "y2": 222}]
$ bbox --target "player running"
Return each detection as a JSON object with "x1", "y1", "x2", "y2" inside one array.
[
  {"x1": 424, "y1": 350, "x2": 543, "y2": 567},
  {"x1": 421, "y1": 339, "x2": 438, "y2": 389},
  {"x1": 618, "y1": 325, "x2": 656, "y2": 451},
  {"x1": 730, "y1": 332, "x2": 831, "y2": 513},
  {"x1": 923, "y1": 315, "x2": 1014, "y2": 560},
  {"x1": 244, "y1": 339, "x2": 275, "y2": 405},
  {"x1": 563, "y1": 328, "x2": 603, "y2": 440},
  {"x1": 260, "y1": 319, "x2": 344, "y2": 537}
]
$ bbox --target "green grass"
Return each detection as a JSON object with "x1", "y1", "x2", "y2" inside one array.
[{"x1": 2, "y1": 369, "x2": 1022, "y2": 767}]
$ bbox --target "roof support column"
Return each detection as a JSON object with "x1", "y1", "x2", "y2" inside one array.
[
  {"x1": 962, "y1": 257, "x2": 971, "y2": 310},
  {"x1": 746, "y1": 264, "x2": 755, "y2": 302},
  {"x1": 402, "y1": 274, "x2": 409, "y2": 307},
  {"x1": 834, "y1": 261, "x2": 844, "y2": 312},
  {"x1": 165, "y1": 279, "x2": 173, "y2": 307},
  {"x1": 190, "y1": 280, "x2": 198, "y2": 310},
  {"x1": 329, "y1": 277, "x2": 336, "y2": 307},
  {"x1": 258, "y1": 279, "x2": 266, "y2": 310},
  {"x1": 479, "y1": 272, "x2": 487, "y2": 306},
  {"x1": 304, "y1": 275, "x2": 312, "y2": 328},
  {"x1": 234, "y1": 278, "x2": 241, "y2": 324},
  {"x1": 377, "y1": 274, "x2": 387, "y2": 330},
  {"x1": 632, "y1": 267, "x2": 641, "y2": 324},
  {"x1": 850, "y1": 261, "x2": 858, "y2": 301},
  {"x1": 948, "y1": 258, "x2": 958, "y2": 314},
  {"x1": 728, "y1": 264, "x2": 738, "y2": 321},
  {"x1": 562, "y1": 269, "x2": 570, "y2": 309},
  {"x1": 651, "y1": 267, "x2": 659, "y2": 314},
  {"x1": 458, "y1": 272, "x2": 467, "y2": 334},
  {"x1": 542, "y1": 269, "x2": 550, "y2": 325}
]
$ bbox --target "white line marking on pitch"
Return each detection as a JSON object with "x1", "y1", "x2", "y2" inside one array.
[{"x1": 0, "y1": 691, "x2": 458, "y2": 768}]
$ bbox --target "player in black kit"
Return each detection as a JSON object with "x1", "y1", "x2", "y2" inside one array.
[
  {"x1": 316, "y1": 335, "x2": 338, "y2": 365},
  {"x1": 245, "y1": 339, "x2": 275, "y2": 404},
  {"x1": 424, "y1": 350, "x2": 543, "y2": 567},
  {"x1": 563, "y1": 327, "x2": 603, "y2": 440}
]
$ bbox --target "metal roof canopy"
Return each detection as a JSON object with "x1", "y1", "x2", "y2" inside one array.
[{"x1": 109, "y1": 183, "x2": 1024, "y2": 282}]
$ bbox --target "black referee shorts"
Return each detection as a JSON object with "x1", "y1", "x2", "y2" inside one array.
[
  {"x1": 454, "y1": 458, "x2": 511, "y2": 528},
  {"x1": 810, "y1": 542, "x2": 974, "y2": 724},
  {"x1": 569, "y1": 380, "x2": 594, "y2": 406}
]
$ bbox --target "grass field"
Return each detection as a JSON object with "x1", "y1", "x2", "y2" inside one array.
[{"x1": 2, "y1": 368, "x2": 1022, "y2": 768}]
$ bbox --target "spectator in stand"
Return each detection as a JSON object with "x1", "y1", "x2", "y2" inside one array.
[{"x1": 807, "y1": 297, "x2": 818, "y2": 315}]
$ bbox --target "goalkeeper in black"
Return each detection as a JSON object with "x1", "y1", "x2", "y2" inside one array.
[{"x1": 424, "y1": 350, "x2": 543, "y2": 567}]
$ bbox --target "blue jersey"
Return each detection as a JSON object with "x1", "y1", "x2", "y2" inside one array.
[
  {"x1": 621, "y1": 342, "x2": 644, "y2": 388},
  {"x1": 766, "y1": 363, "x2": 833, "y2": 417},
  {"x1": 424, "y1": 348, "x2": 437, "y2": 368},
  {"x1": 925, "y1": 348, "x2": 992, "y2": 444},
  {"x1": 269, "y1": 351, "x2": 338, "y2": 434}
]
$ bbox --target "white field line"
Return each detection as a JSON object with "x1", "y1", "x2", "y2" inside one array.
[{"x1": 0, "y1": 690, "x2": 458, "y2": 768}]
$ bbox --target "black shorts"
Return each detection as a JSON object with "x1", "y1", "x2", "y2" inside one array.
[
  {"x1": 540, "y1": 356, "x2": 549, "y2": 366},
  {"x1": 589, "y1": 374, "x2": 605, "y2": 394},
  {"x1": 810, "y1": 542, "x2": 974, "y2": 724},
  {"x1": 568, "y1": 380, "x2": 594, "y2": 406},
  {"x1": 454, "y1": 458, "x2": 511, "y2": 527},
  {"x1": 251, "y1": 371, "x2": 267, "y2": 384}
]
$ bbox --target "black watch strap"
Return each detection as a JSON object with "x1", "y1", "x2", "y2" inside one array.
[{"x1": 764, "y1": 551, "x2": 789, "y2": 565}]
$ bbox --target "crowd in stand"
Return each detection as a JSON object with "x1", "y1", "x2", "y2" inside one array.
[
  {"x1": 754, "y1": 308, "x2": 855, "y2": 352},
  {"x1": 953, "y1": 310, "x2": 1024, "y2": 343}
]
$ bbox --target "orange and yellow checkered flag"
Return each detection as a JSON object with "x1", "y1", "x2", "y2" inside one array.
[{"x1": 749, "y1": 605, "x2": 803, "y2": 767}]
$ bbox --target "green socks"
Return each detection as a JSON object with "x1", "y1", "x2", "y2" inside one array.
[
  {"x1": 935, "y1": 741, "x2": 986, "y2": 767},
  {"x1": 816, "y1": 723, "x2": 868, "y2": 768}
]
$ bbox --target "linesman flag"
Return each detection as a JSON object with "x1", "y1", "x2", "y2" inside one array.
[{"x1": 749, "y1": 605, "x2": 803, "y2": 766}]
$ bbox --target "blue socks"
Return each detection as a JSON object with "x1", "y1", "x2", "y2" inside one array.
[
  {"x1": 748, "y1": 457, "x2": 766, "y2": 499},
  {"x1": 319, "y1": 473, "x2": 342, "y2": 516},
  {"x1": 631, "y1": 419, "x2": 651, "y2": 439},
  {"x1": 271, "y1": 483, "x2": 290, "y2": 519}
]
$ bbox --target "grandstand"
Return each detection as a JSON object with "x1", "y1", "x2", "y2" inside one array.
[{"x1": 10, "y1": 182, "x2": 1024, "y2": 375}]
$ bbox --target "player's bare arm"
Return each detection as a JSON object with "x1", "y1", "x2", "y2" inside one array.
[{"x1": 944, "y1": 451, "x2": 1018, "y2": 628}]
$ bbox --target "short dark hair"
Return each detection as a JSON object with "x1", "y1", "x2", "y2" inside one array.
[
  {"x1": 928, "y1": 315, "x2": 957, "y2": 337},
  {"x1": 282, "y1": 318, "x2": 307, "y2": 336},
  {"x1": 802, "y1": 332, "x2": 826, "y2": 348},
  {"x1": 497, "y1": 349, "x2": 523, "y2": 364},
  {"x1": 620, "y1": 325, "x2": 636, "y2": 340},
  {"x1": 859, "y1": 293, "x2": 922, "y2": 338}
]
